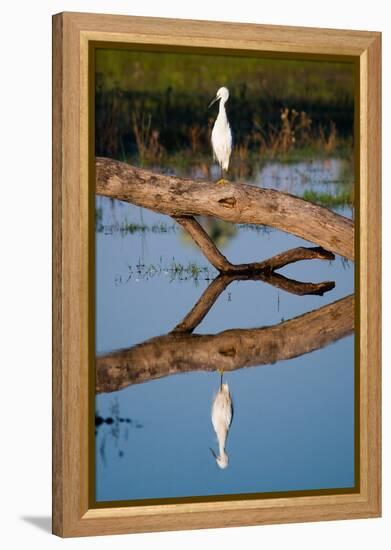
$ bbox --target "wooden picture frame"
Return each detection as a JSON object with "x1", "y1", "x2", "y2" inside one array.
[{"x1": 52, "y1": 11, "x2": 381, "y2": 537}]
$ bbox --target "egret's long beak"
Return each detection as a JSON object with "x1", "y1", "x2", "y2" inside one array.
[
  {"x1": 208, "y1": 96, "x2": 219, "y2": 108},
  {"x1": 209, "y1": 447, "x2": 218, "y2": 459}
]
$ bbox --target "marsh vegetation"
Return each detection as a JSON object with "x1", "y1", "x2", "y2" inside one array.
[{"x1": 96, "y1": 50, "x2": 354, "y2": 199}]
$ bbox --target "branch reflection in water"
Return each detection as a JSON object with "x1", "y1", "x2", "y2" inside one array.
[{"x1": 96, "y1": 259, "x2": 354, "y2": 394}]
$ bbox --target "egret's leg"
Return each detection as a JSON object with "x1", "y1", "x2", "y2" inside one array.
[
  {"x1": 216, "y1": 167, "x2": 228, "y2": 185},
  {"x1": 217, "y1": 368, "x2": 225, "y2": 388}
]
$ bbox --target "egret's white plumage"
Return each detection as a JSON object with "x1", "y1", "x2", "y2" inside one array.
[
  {"x1": 210, "y1": 374, "x2": 233, "y2": 469},
  {"x1": 209, "y1": 87, "x2": 232, "y2": 180}
]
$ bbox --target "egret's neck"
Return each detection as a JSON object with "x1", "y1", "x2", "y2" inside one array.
[
  {"x1": 218, "y1": 99, "x2": 228, "y2": 117},
  {"x1": 219, "y1": 449, "x2": 228, "y2": 463},
  {"x1": 218, "y1": 434, "x2": 227, "y2": 456}
]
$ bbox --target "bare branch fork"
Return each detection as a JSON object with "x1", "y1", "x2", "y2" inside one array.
[
  {"x1": 173, "y1": 215, "x2": 335, "y2": 275},
  {"x1": 96, "y1": 156, "x2": 354, "y2": 260}
]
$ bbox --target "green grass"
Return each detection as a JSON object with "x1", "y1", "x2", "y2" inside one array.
[
  {"x1": 127, "y1": 258, "x2": 217, "y2": 284},
  {"x1": 96, "y1": 48, "x2": 354, "y2": 104},
  {"x1": 96, "y1": 219, "x2": 179, "y2": 235},
  {"x1": 302, "y1": 189, "x2": 353, "y2": 207}
]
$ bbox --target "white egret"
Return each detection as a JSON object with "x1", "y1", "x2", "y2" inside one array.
[
  {"x1": 210, "y1": 371, "x2": 233, "y2": 469},
  {"x1": 209, "y1": 87, "x2": 232, "y2": 184}
]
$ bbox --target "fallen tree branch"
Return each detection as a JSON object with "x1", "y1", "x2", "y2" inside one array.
[
  {"x1": 174, "y1": 216, "x2": 335, "y2": 273},
  {"x1": 173, "y1": 216, "x2": 235, "y2": 272},
  {"x1": 96, "y1": 157, "x2": 354, "y2": 260},
  {"x1": 96, "y1": 295, "x2": 354, "y2": 394}
]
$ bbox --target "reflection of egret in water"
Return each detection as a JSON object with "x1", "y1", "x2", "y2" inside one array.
[{"x1": 210, "y1": 371, "x2": 233, "y2": 469}]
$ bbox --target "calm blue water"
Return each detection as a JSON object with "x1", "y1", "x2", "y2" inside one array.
[{"x1": 95, "y1": 159, "x2": 355, "y2": 502}]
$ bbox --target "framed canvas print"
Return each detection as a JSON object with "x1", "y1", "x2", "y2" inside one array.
[{"x1": 52, "y1": 12, "x2": 381, "y2": 537}]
